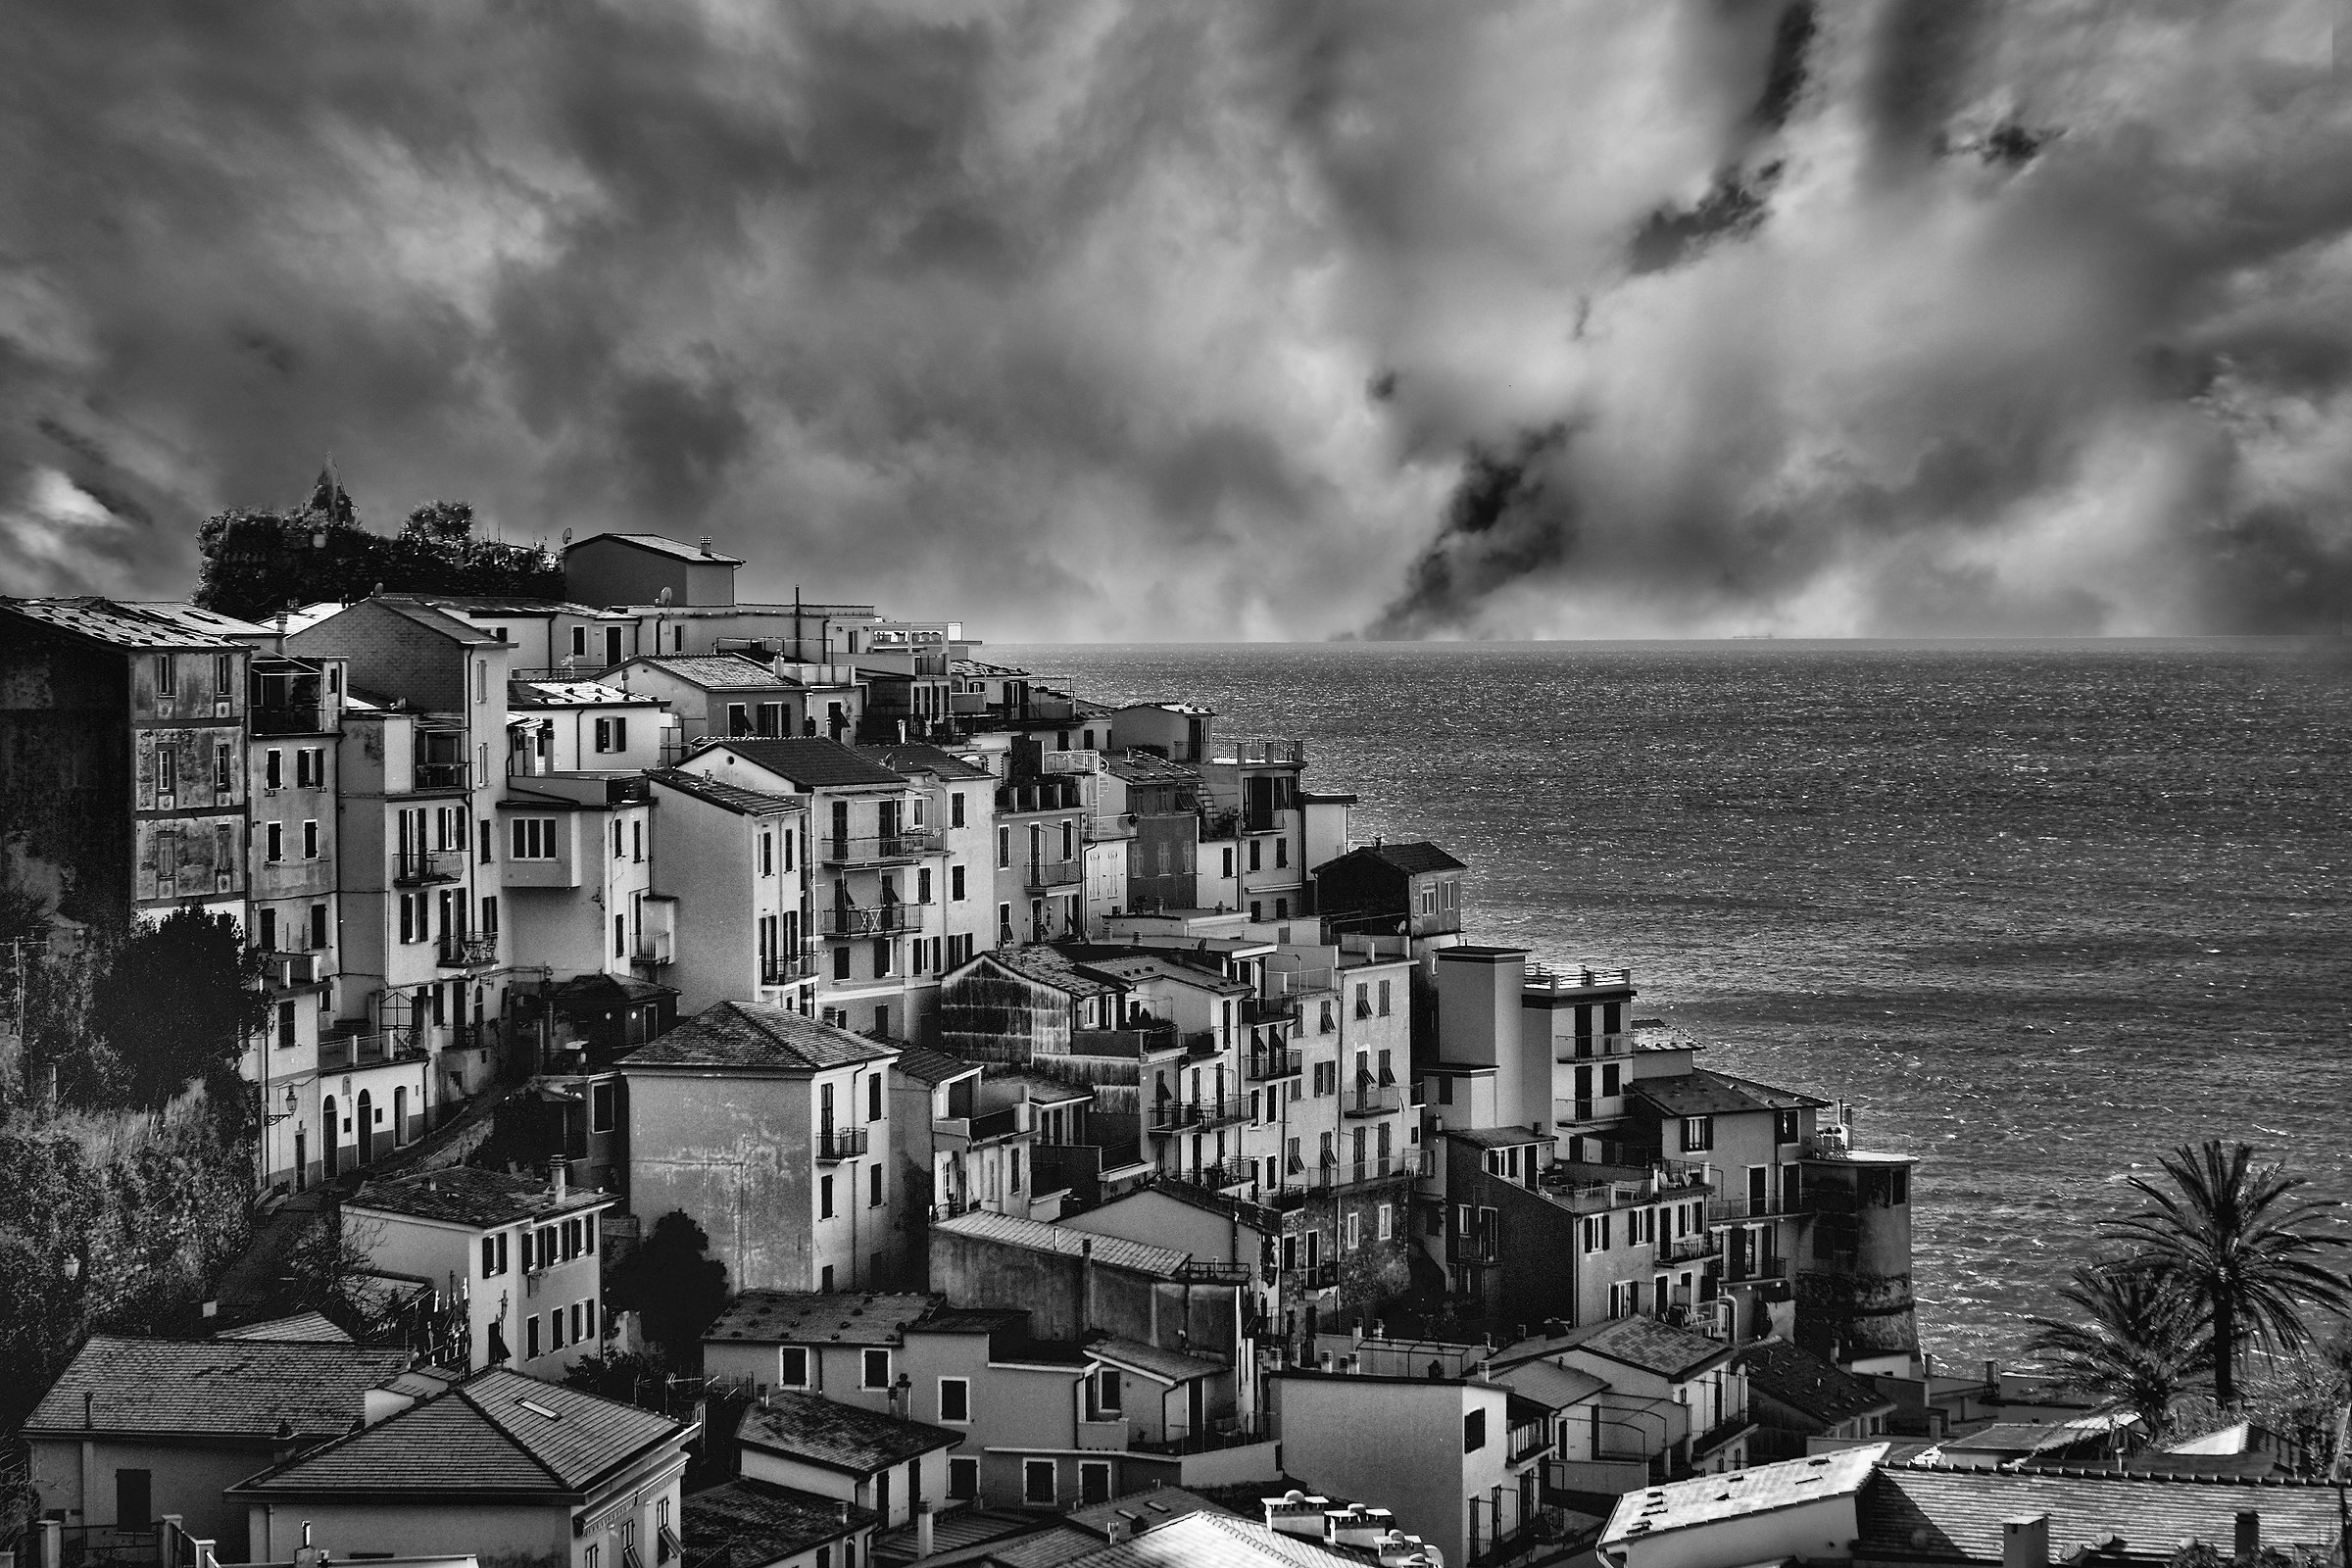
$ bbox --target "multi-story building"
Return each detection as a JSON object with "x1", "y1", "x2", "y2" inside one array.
[
  {"x1": 858, "y1": 742, "x2": 996, "y2": 1027},
  {"x1": 343, "y1": 1163, "x2": 617, "y2": 1375},
  {"x1": 500, "y1": 773, "x2": 661, "y2": 986},
  {"x1": 1200, "y1": 737, "x2": 1309, "y2": 925},
  {"x1": 0, "y1": 598, "x2": 252, "y2": 928},
  {"x1": 890, "y1": 1045, "x2": 1049, "y2": 1234},
  {"x1": 603, "y1": 653, "x2": 819, "y2": 751},
  {"x1": 620, "y1": 1000, "x2": 906, "y2": 1292},
  {"x1": 677, "y1": 737, "x2": 941, "y2": 1039},
  {"x1": 505, "y1": 676, "x2": 671, "y2": 774},
  {"x1": 637, "y1": 769, "x2": 815, "y2": 1013},
  {"x1": 991, "y1": 767, "x2": 1087, "y2": 947}
]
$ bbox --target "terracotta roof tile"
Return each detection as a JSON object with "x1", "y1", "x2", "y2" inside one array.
[
  {"x1": 1858, "y1": 1465, "x2": 2348, "y2": 1561},
  {"x1": 620, "y1": 1001, "x2": 895, "y2": 1072},
  {"x1": 705, "y1": 1291, "x2": 940, "y2": 1347},
  {"x1": 683, "y1": 1478, "x2": 870, "y2": 1564},
  {"x1": 347, "y1": 1166, "x2": 614, "y2": 1230},
  {"x1": 24, "y1": 1335, "x2": 409, "y2": 1439},
  {"x1": 737, "y1": 1392, "x2": 961, "y2": 1475}
]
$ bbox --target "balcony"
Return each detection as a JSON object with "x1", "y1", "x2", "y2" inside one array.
[
  {"x1": 822, "y1": 830, "x2": 940, "y2": 866},
  {"x1": 1690, "y1": 1412, "x2": 1755, "y2": 1458},
  {"x1": 264, "y1": 951, "x2": 325, "y2": 990},
  {"x1": 824, "y1": 903, "x2": 927, "y2": 938},
  {"x1": 936, "y1": 1106, "x2": 1028, "y2": 1148},
  {"x1": 1077, "y1": 1418, "x2": 1127, "y2": 1451},
  {"x1": 252, "y1": 704, "x2": 328, "y2": 735},
  {"x1": 628, "y1": 933, "x2": 671, "y2": 969},
  {"x1": 760, "y1": 945, "x2": 819, "y2": 985},
  {"x1": 318, "y1": 1032, "x2": 420, "y2": 1071},
  {"x1": 1210, "y1": 739, "x2": 1305, "y2": 766},
  {"x1": 1266, "y1": 1152, "x2": 1429, "y2": 1207},
  {"x1": 1508, "y1": 1419, "x2": 1552, "y2": 1467},
  {"x1": 816, "y1": 1123, "x2": 868, "y2": 1161},
  {"x1": 1448, "y1": 1231, "x2": 1500, "y2": 1266},
  {"x1": 1130, "y1": 1416, "x2": 1271, "y2": 1457},
  {"x1": 1169, "y1": 1157, "x2": 1255, "y2": 1194},
  {"x1": 1657, "y1": 1232, "x2": 1720, "y2": 1264},
  {"x1": 1274, "y1": 967, "x2": 1336, "y2": 998},
  {"x1": 1555, "y1": 1032, "x2": 1630, "y2": 1062},
  {"x1": 1523, "y1": 963, "x2": 1635, "y2": 995},
  {"x1": 437, "y1": 931, "x2": 500, "y2": 969},
  {"x1": 412, "y1": 760, "x2": 470, "y2": 792},
  {"x1": 1146, "y1": 1096, "x2": 1246, "y2": 1134},
  {"x1": 1084, "y1": 813, "x2": 1137, "y2": 843},
  {"x1": 1706, "y1": 1193, "x2": 1807, "y2": 1224},
  {"x1": 1023, "y1": 857, "x2": 1083, "y2": 892},
  {"x1": 1242, "y1": 994, "x2": 1298, "y2": 1027},
  {"x1": 1554, "y1": 1095, "x2": 1628, "y2": 1125},
  {"x1": 1068, "y1": 1025, "x2": 1180, "y2": 1058},
  {"x1": 1300, "y1": 1261, "x2": 1339, "y2": 1292},
  {"x1": 1246, "y1": 1048, "x2": 1301, "y2": 1082},
  {"x1": 1343, "y1": 1082, "x2": 1404, "y2": 1117},
  {"x1": 393, "y1": 848, "x2": 466, "y2": 885}
]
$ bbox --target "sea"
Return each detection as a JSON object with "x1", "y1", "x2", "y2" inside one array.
[{"x1": 990, "y1": 639, "x2": 2352, "y2": 1366}]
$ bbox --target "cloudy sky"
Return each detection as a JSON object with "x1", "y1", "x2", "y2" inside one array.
[{"x1": 3, "y1": 0, "x2": 2346, "y2": 639}]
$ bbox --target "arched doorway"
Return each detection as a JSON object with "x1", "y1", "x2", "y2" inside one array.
[
  {"x1": 321, "y1": 1096, "x2": 339, "y2": 1178},
  {"x1": 356, "y1": 1090, "x2": 374, "y2": 1166},
  {"x1": 392, "y1": 1086, "x2": 409, "y2": 1148}
]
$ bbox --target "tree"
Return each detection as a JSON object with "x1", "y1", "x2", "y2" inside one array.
[
  {"x1": 2105, "y1": 1141, "x2": 2352, "y2": 1407},
  {"x1": 606, "y1": 1210, "x2": 729, "y2": 1364},
  {"x1": 87, "y1": 907, "x2": 268, "y2": 1110},
  {"x1": 2023, "y1": 1261, "x2": 2208, "y2": 1441}
]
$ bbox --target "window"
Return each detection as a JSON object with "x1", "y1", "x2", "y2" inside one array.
[
  {"x1": 951, "y1": 791, "x2": 965, "y2": 827},
  {"x1": 1776, "y1": 1108, "x2": 1800, "y2": 1145},
  {"x1": 1097, "y1": 1368, "x2": 1122, "y2": 1412},
  {"x1": 266, "y1": 749, "x2": 284, "y2": 790},
  {"x1": 1681, "y1": 1116, "x2": 1714, "y2": 1152},
  {"x1": 869, "y1": 1163, "x2": 884, "y2": 1207},
  {"x1": 820, "y1": 1264, "x2": 834, "y2": 1291},
  {"x1": 550, "y1": 1306, "x2": 564, "y2": 1350},
  {"x1": 760, "y1": 833, "x2": 773, "y2": 876},
  {"x1": 1345, "y1": 1211, "x2": 1360, "y2": 1251},
  {"x1": 779, "y1": 1347, "x2": 810, "y2": 1387},
  {"x1": 949, "y1": 1458, "x2": 979, "y2": 1500},
  {"x1": 1353, "y1": 983, "x2": 1370, "y2": 1019},
  {"x1": 595, "y1": 716, "x2": 628, "y2": 754},
  {"x1": 1276, "y1": 837, "x2": 1288, "y2": 868},
  {"x1": 1249, "y1": 838, "x2": 1261, "y2": 872},
  {"x1": 1080, "y1": 1461, "x2": 1111, "y2": 1506},
  {"x1": 572, "y1": 626, "x2": 588, "y2": 658},
  {"x1": 820, "y1": 1175, "x2": 835, "y2": 1218},
  {"x1": 951, "y1": 864, "x2": 965, "y2": 901},
  {"x1": 1464, "y1": 1409, "x2": 1487, "y2": 1452},
  {"x1": 862, "y1": 1348, "x2": 891, "y2": 1389},
  {"x1": 155, "y1": 745, "x2": 177, "y2": 804},
  {"x1": 1023, "y1": 1460, "x2": 1055, "y2": 1505},
  {"x1": 512, "y1": 818, "x2": 557, "y2": 858},
  {"x1": 265, "y1": 822, "x2": 283, "y2": 862},
  {"x1": 631, "y1": 820, "x2": 643, "y2": 862},
  {"x1": 1378, "y1": 1202, "x2": 1393, "y2": 1241},
  {"x1": 154, "y1": 654, "x2": 175, "y2": 696},
  {"x1": 997, "y1": 826, "x2": 1010, "y2": 867},
  {"x1": 526, "y1": 1315, "x2": 542, "y2": 1359},
  {"x1": 591, "y1": 1082, "x2": 616, "y2": 1133},
  {"x1": 939, "y1": 1377, "x2": 970, "y2": 1423},
  {"x1": 310, "y1": 904, "x2": 328, "y2": 949},
  {"x1": 728, "y1": 704, "x2": 752, "y2": 736},
  {"x1": 303, "y1": 820, "x2": 319, "y2": 859}
]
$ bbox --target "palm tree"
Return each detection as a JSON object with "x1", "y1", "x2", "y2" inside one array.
[
  {"x1": 2024, "y1": 1261, "x2": 2209, "y2": 1442},
  {"x1": 2104, "y1": 1140, "x2": 2352, "y2": 1407}
]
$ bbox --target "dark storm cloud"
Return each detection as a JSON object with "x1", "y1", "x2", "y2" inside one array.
[{"x1": 1, "y1": 0, "x2": 2347, "y2": 636}]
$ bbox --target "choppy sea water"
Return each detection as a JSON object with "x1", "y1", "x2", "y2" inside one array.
[{"x1": 993, "y1": 639, "x2": 2352, "y2": 1365}]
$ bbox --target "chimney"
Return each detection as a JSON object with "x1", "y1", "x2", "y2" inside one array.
[
  {"x1": 914, "y1": 1504, "x2": 935, "y2": 1560},
  {"x1": 1328, "y1": 1507, "x2": 1396, "y2": 1551},
  {"x1": 1102, "y1": 1521, "x2": 1131, "y2": 1545},
  {"x1": 549, "y1": 1158, "x2": 567, "y2": 1200},
  {"x1": 700, "y1": 538, "x2": 714, "y2": 557},
  {"x1": 1262, "y1": 1493, "x2": 1329, "y2": 1541},
  {"x1": 293, "y1": 1523, "x2": 324, "y2": 1568},
  {"x1": 1318, "y1": 1350, "x2": 1335, "y2": 1372},
  {"x1": 837, "y1": 1500, "x2": 852, "y2": 1525},
  {"x1": 2233, "y1": 1512, "x2": 2259, "y2": 1562},
  {"x1": 2003, "y1": 1514, "x2": 2050, "y2": 1568}
]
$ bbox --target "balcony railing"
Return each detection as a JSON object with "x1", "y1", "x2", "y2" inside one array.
[
  {"x1": 437, "y1": 931, "x2": 500, "y2": 968},
  {"x1": 1147, "y1": 1096, "x2": 1247, "y2": 1134},
  {"x1": 1707, "y1": 1194, "x2": 1807, "y2": 1224},
  {"x1": 1083, "y1": 813, "x2": 1137, "y2": 842},
  {"x1": 629, "y1": 933, "x2": 671, "y2": 967},
  {"x1": 760, "y1": 945, "x2": 819, "y2": 985},
  {"x1": 1275, "y1": 967, "x2": 1337, "y2": 997},
  {"x1": 1448, "y1": 1232, "x2": 1500, "y2": 1266},
  {"x1": 412, "y1": 760, "x2": 470, "y2": 792},
  {"x1": 1169, "y1": 1157, "x2": 1255, "y2": 1194},
  {"x1": 1023, "y1": 857, "x2": 1083, "y2": 892},
  {"x1": 1657, "y1": 1232, "x2": 1720, "y2": 1264},
  {"x1": 1266, "y1": 1151, "x2": 1430, "y2": 1206},
  {"x1": 252, "y1": 704, "x2": 328, "y2": 735},
  {"x1": 318, "y1": 1032, "x2": 420, "y2": 1071},
  {"x1": 1508, "y1": 1421, "x2": 1552, "y2": 1466},
  {"x1": 1300, "y1": 1260, "x2": 1339, "y2": 1291},
  {"x1": 1210, "y1": 739, "x2": 1305, "y2": 766},
  {"x1": 822, "y1": 830, "x2": 940, "y2": 866},
  {"x1": 1523, "y1": 964, "x2": 1635, "y2": 994},
  {"x1": 1554, "y1": 1095, "x2": 1628, "y2": 1125},
  {"x1": 1344, "y1": 1082, "x2": 1404, "y2": 1117},
  {"x1": 1068, "y1": 1025, "x2": 1179, "y2": 1058},
  {"x1": 1690, "y1": 1412, "x2": 1754, "y2": 1457},
  {"x1": 1556, "y1": 1032, "x2": 1630, "y2": 1062},
  {"x1": 265, "y1": 951, "x2": 325, "y2": 989},
  {"x1": 1242, "y1": 994, "x2": 1298, "y2": 1026},
  {"x1": 1246, "y1": 1048, "x2": 1301, "y2": 1081},
  {"x1": 393, "y1": 848, "x2": 466, "y2": 885},
  {"x1": 824, "y1": 903, "x2": 926, "y2": 937},
  {"x1": 1077, "y1": 1418, "x2": 1127, "y2": 1451},
  {"x1": 1129, "y1": 1416, "x2": 1272, "y2": 1456},
  {"x1": 816, "y1": 1123, "x2": 868, "y2": 1160}
]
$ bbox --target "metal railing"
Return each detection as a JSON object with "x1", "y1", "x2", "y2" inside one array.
[
  {"x1": 1023, "y1": 857, "x2": 1083, "y2": 891},
  {"x1": 760, "y1": 945, "x2": 819, "y2": 984},
  {"x1": 1555, "y1": 1032, "x2": 1630, "y2": 1061},
  {"x1": 1276, "y1": 966, "x2": 1337, "y2": 996},
  {"x1": 1555, "y1": 1095, "x2": 1627, "y2": 1124},
  {"x1": 252, "y1": 704, "x2": 328, "y2": 735},
  {"x1": 1448, "y1": 1232, "x2": 1500, "y2": 1266},
  {"x1": 393, "y1": 847, "x2": 466, "y2": 884},
  {"x1": 1146, "y1": 1096, "x2": 1247, "y2": 1134},
  {"x1": 1170, "y1": 1157, "x2": 1255, "y2": 1193},
  {"x1": 822, "y1": 830, "x2": 941, "y2": 865},
  {"x1": 824, "y1": 904, "x2": 925, "y2": 937},
  {"x1": 1129, "y1": 1416, "x2": 1272, "y2": 1456},
  {"x1": 318, "y1": 1032, "x2": 418, "y2": 1070},
  {"x1": 438, "y1": 931, "x2": 500, "y2": 968},
  {"x1": 1657, "y1": 1232, "x2": 1719, "y2": 1263},
  {"x1": 1246, "y1": 1048, "x2": 1302, "y2": 1081},
  {"x1": 1210, "y1": 739, "x2": 1305, "y2": 766},
  {"x1": 1707, "y1": 1193, "x2": 1806, "y2": 1223},
  {"x1": 1523, "y1": 963, "x2": 1634, "y2": 993},
  {"x1": 1344, "y1": 1082, "x2": 1404, "y2": 1117},
  {"x1": 1242, "y1": 994, "x2": 1298, "y2": 1026},
  {"x1": 816, "y1": 1123, "x2": 868, "y2": 1160},
  {"x1": 412, "y1": 760, "x2": 470, "y2": 792}
]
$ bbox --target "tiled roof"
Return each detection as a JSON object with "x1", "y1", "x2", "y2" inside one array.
[
  {"x1": 1441, "y1": 1124, "x2": 1554, "y2": 1150},
  {"x1": 24, "y1": 1335, "x2": 409, "y2": 1439},
  {"x1": 1076, "y1": 951, "x2": 1249, "y2": 995},
  {"x1": 930, "y1": 1210, "x2": 1195, "y2": 1280},
  {"x1": 856, "y1": 743, "x2": 994, "y2": 782},
  {"x1": 550, "y1": 972, "x2": 676, "y2": 1009},
  {"x1": 620, "y1": 1001, "x2": 895, "y2": 1072},
  {"x1": 891, "y1": 1045, "x2": 980, "y2": 1087},
  {"x1": 508, "y1": 679, "x2": 660, "y2": 709},
  {"x1": 568, "y1": 531, "x2": 746, "y2": 564},
  {"x1": 1735, "y1": 1338, "x2": 1897, "y2": 1428},
  {"x1": 1066, "y1": 1486, "x2": 1231, "y2": 1542},
  {"x1": 1102, "y1": 753, "x2": 1200, "y2": 784},
  {"x1": 349, "y1": 1166, "x2": 612, "y2": 1230},
  {"x1": 737, "y1": 1392, "x2": 962, "y2": 1475},
  {"x1": 123, "y1": 602, "x2": 271, "y2": 639},
  {"x1": 979, "y1": 946, "x2": 1121, "y2": 999},
  {"x1": 233, "y1": 1367, "x2": 685, "y2": 1498},
  {"x1": 2, "y1": 597, "x2": 242, "y2": 650},
  {"x1": 649, "y1": 767, "x2": 805, "y2": 817},
  {"x1": 1496, "y1": 1358, "x2": 1609, "y2": 1410},
  {"x1": 1857, "y1": 1465, "x2": 2349, "y2": 1561},
  {"x1": 705, "y1": 1291, "x2": 939, "y2": 1347},
  {"x1": 1096, "y1": 1178, "x2": 1277, "y2": 1238},
  {"x1": 708, "y1": 737, "x2": 909, "y2": 788},
  {"x1": 216, "y1": 1311, "x2": 353, "y2": 1345},
  {"x1": 1061, "y1": 1512, "x2": 1381, "y2": 1568},
  {"x1": 1570, "y1": 1314, "x2": 1734, "y2": 1381},
  {"x1": 908, "y1": 1307, "x2": 1030, "y2": 1337},
  {"x1": 1087, "y1": 1336, "x2": 1224, "y2": 1384},
  {"x1": 1604, "y1": 1446, "x2": 1884, "y2": 1546},
  {"x1": 983, "y1": 1525, "x2": 1101, "y2": 1568},
  {"x1": 985, "y1": 1069, "x2": 1094, "y2": 1106},
  {"x1": 1629, "y1": 1069, "x2": 1786, "y2": 1118},
  {"x1": 630, "y1": 654, "x2": 792, "y2": 688},
  {"x1": 683, "y1": 1478, "x2": 870, "y2": 1565},
  {"x1": 1338, "y1": 840, "x2": 1466, "y2": 875},
  {"x1": 369, "y1": 596, "x2": 505, "y2": 646}
]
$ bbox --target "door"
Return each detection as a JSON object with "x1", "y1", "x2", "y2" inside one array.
[
  {"x1": 293, "y1": 1127, "x2": 307, "y2": 1192},
  {"x1": 115, "y1": 1468, "x2": 152, "y2": 1529},
  {"x1": 321, "y1": 1096, "x2": 339, "y2": 1177},
  {"x1": 604, "y1": 626, "x2": 622, "y2": 666},
  {"x1": 875, "y1": 1466, "x2": 891, "y2": 1524},
  {"x1": 393, "y1": 1086, "x2": 408, "y2": 1147},
  {"x1": 356, "y1": 1090, "x2": 374, "y2": 1165},
  {"x1": 1748, "y1": 1165, "x2": 1769, "y2": 1214}
]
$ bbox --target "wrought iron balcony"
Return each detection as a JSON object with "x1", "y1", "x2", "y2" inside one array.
[
  {"x1": 437, "y1": 931, "x2": 500, "y2": 968},
  {"x1": 816, "y1": 1122, "x2": 868, "y2": 1160},
  {"x1": 1246, "y1": 1048, "x2": 1301, "y2": 1082},
  {"x1": 822, "y1": 830, "x2": 940, "y2": 866},
  {"x1": 412, "y1": 760, "x2": 470, "y2": 792},
  {"x1": 393, "y1": 848, "x2": 466, "y2": 885},
  {"x1": 1023, "y1": 857, "x2": 1083, "y2": 892},
  {"x1": 252, "y1": 704, "x2": 329, "y2": 735},
  {"x1": 1343, "y1": 1081, "x2": 1404, "y2": 1117},
  {"x1": 824, "y1": 903, "x2": 925, "y2": 937}
]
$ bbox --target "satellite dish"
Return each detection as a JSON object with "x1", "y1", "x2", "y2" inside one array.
[
  {"x1": 658, "y1": 587, "x2": 673, "y2": 608},
  {"x1": 561, "y1": 528, "x2": 572, "y2": 547}
]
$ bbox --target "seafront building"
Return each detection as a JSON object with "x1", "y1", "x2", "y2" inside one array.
[{"x1": 6, "y1": 531, "x2": 1969, "y2": 1568}]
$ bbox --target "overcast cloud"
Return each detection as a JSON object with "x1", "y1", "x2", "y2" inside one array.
[{"x1": 2, "y1": 0, "x2": 2346, "y2": 638}]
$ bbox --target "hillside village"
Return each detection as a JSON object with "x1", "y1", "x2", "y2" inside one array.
[{"x1": 1, "y1": 531, "x2": 2340, "y2": 1568}]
